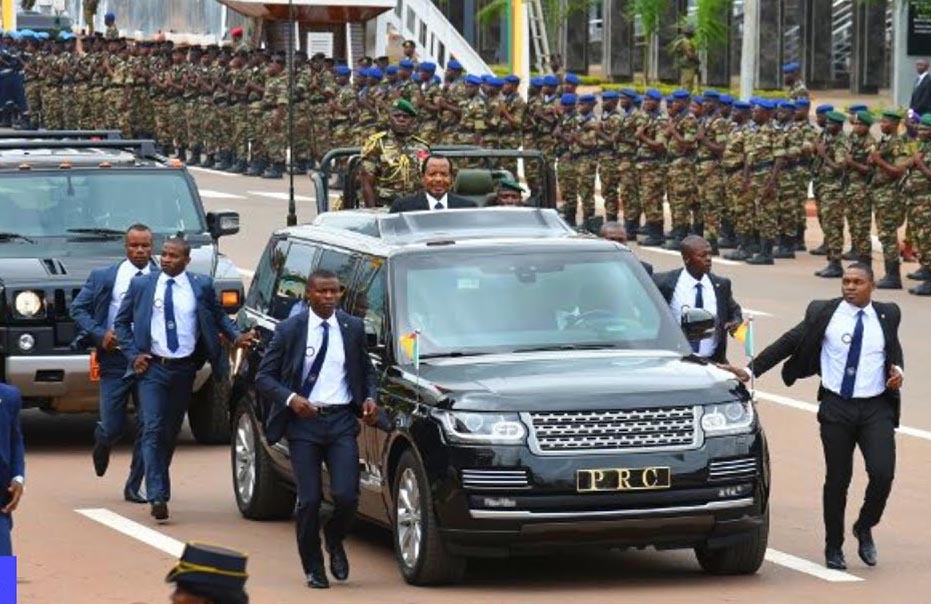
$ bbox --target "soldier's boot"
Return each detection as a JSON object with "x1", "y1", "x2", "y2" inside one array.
[
  {"x1": 262, "y1": 162, "x2": 284, "y2": 179},
  {"x1": 187, "y1": 146, "x2": 203, "y2": 167},
  {"x1": 246, "y1": 159, "x2": 266, "y2": 177},
  {"x1": 177, "y1": 145, "x2": 188, "y2": 162},
  {"x1": 709, "y1": 239, "x2": 720, "y2": 256},
  {"x1": 724, "y1": 236, "x2": 753, "y2": 261},
  {"x1": 293, "y1": 159, "x2": 308, "y2": 174},
  {"x1": 624, "y1": 220, "x2": 639, "y2": 242},
  {"x1": 814, "y1": 259, "x2": 843, "y2": 278},
  {"x1": 640, "y1": 222, "x2": 665, "y2": 247},
  {"x1": 841, "y1": 247, "x2": 858, "y2": 261},
  {"x1": 663, "y1": 226, "x2": 687, "y2": 250},
  {"x1": 906, "y1": 266, "x2": 931, "y2": 281},
  {"x1": 795, "y1": 225, "x2": 808, "y2": 251},
  {"x1": 746, "y1": 239, "x2": 775, "y2": 265},
  {"x1": 214, "y1": 151, "x2": 231, "y2": 172},
  {"x1": 227, "y1": 156, "x2": 245, "y2": 174},
  {"x1": 810, "y1": 241, "x2": 829, "y2": 256},
  {"x1": 718, "y1": 221, "x2": 738, "y2": 249},
  {"x1": 562, "y1": 206, "x2": 578, "y2": 227},
  {"x1": 605, "y1": 213, "x2": 619, "y2": 223},
  {"x1": 201, "y1": 153, "x2": 216, "y2": 169},
  {"x1": 161, "y1": 143, "x2": 174, "y2": 157},
  {"x1": 876, "y1": 260, "x2": 903, "y2": 290},
  {"x1": 773, "y1": 235, "x2": 797, "y2": 259},
  {"x1": 908, "y1": 279, "x2": 931, "y2": 296},
  {"x1": 692, "y1": 222, "x2": 705, "y2": 238},
  {"x1": 853, "y1": 254, "x2": 873, "y2": 271}
]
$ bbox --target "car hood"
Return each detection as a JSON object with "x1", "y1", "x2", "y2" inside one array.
[{"x1": 412, "y1": 351, "x2": 746, "y2": 411}]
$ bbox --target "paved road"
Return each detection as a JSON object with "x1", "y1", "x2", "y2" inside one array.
[{"x1": 15, "y1": 167, "x2": 931, "y2": 603}]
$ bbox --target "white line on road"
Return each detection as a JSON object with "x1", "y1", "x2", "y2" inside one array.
[
  {"x1": 743, "y1": 308, "x2": 774, "y2": 317},
  {"x1": 248, "y1": 191, "x2": 315, "y2": 202},
  {"x1": 636, "y1": 246, "x2": 741, "y2": 266},
  {"x1": 757, "y1": 390, "x2": 931, "y2": 442},
  {"x1": 198, "y1": 189, "x2": 247, "y2": 200},
  {"x1": 75, "y1": 508, "x2": 184, "y2": 557},
  {"x1": 187, "y1": 166, "x2": 241, "y2": 178},
  {"x1": 764, "y1": 548, "x2": 863, "y2": 582}
]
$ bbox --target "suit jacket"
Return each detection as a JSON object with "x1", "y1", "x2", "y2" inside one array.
[
  {"x1": 255, "y1": 309, "x2": 378, "y2": 445},
  {"x1": 389, "y1": 191, "x2": 477, "y2": 213},
  {"x1": 0, "y1": 384, "x2": 25, "y2": 509},
  {"x1": 911, "y1": 73, "x2": 931, "y2": 116},
  {"x1": 653, "y1": 269, "x2": 742, "y2": 363},
  {"x1": 114, "y1": 270, "x2": 240, "y2": 376},
  {"x1": 749, "y1": 298, "x2": 904, "y2": 425}
]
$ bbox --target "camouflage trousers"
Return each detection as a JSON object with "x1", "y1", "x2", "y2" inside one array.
[
  {"x1": 44, "y1": 87, "x2": 62, "y2": 130},
  {"x1": 819, "y1": 185, "x2": 846, "y2": 262},
  {"x1": 873, "y1": 184, "x2": 905, "y2": 263},
  {"x1": 132, "y1": 90, "x2": 156, "y2": 138},
  {"x1": 186, "y1": 100, "x2": 205, "y2": 149},
  {"x1": 636, "y1": 160, "x2": 666, "y2": 225},
  {"x1": 419, "y1": 120, "x2": 441, "y2": 147},
  {"x1": 60, "y1": 85, "x2": 77, "y2": 129},
  {"x1": 845, "y1": 180, "x2": 873, "y2": 256},
  {"x1": 617, "y1": 157, "x2": 640, "y2": 224},
  {"x1": 572, "y1": 155, "x2": 598, "y2": 221},
  {"x1": 726, "y1": 170, "x2": 750, "y2": 235},
  {"x1": 696, "y1": 161, "x2": 723, "y2": 241},
  {"x1": 524, "y1": 137, "x2": 547, "y2": 196},
  {"x1": 204, "y1": 103, "x2": 228, "y2": 156},
  {"x1": 232, "y1": 104, "x2": 251, "y2": 160},
  {"x1": 293, "y1": 100, "x2": 312, "y2": 163},
  {"x1": 910, "y1": 191, "x2": 931, "y2": 269},
  {"x1": 24, "y1": 82, "x2": 41, "y2": 124},
  {"x1": 103, "y1": 88, "x2": 127, "y2": 138},
  {"x1": 247, "y1": 103, "x2": 267, "y2": 161},
  {"x1": 747, "y1": 170, "x2": 779, "y2": 240},
  {"x1": 169, "y1": 99, "x2": 189, "y2": 149},
  {"x1": 265, "y1": 111, "x2": 287, "y2": 163},
  {"x1": 499, "y1": 134, "x2": 522, "y2": 178},
  {"x1": 794, "y1": 170, "x2": 811, "y2": 229},
  {"x1": 557, "y1": 154, "x2": 579, "y2": 218},
  {"x1": 597, "y1": 152, "x2": 621, "y2": 220},
  {"x1": 666, "y1": 160, "x2": 698, "y2": 230},
  {"x1": 73, "y1": 84, "x2": 89, "y2": 129},
  {"x1": 776, "y1": 169, "x2": 804, "y2": 237},
  {"x1": 153, "y1": 99, "x2": 171, "y2": 149},
  {"x1": 311, "y1": 104, "x2": 331, "y2": 162}
]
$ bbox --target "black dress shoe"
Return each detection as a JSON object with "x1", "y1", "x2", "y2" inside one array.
[
  {"x1": 123, "y1": 487, "x2": 147, "y2": 504},
  {"x1": 150, "y1": 501, "x2": 169, "y2": 521},
  {"x1": 825, "y1": 547, "x2": 847, "y2": 570},
  {"x1": 853, "y1": 524, "x2": 877, "y2": 566},
  {"x1": 92, "y1": 443, "x2": 110, "y2": 477},
  {"x1": 306, "y1": 568, "x2": 330, "y2": 589},
  {"x1": 327, "y1": 542, "x2": 350, "y2": 581}
]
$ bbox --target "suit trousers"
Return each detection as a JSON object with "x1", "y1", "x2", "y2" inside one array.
[
  {"x1": 95, "y1": 366, "x2": 145, "y2": 493},
  {"x1": 289, "y1": 408, "x2": 361, "y2": 573},
  {"x1": 137, "y1": 359, "x2": 196, "y2": 502},
  {"x1": 818, "y1": 390, "x2": 896, "y2": 549},
  {"x1": 0, "y1": 513, "x2": 11, "y2": 556}
]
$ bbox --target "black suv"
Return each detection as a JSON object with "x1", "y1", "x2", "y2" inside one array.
[
  {"x1": 231, "y1": 208, "x2": 770, "y2": 584},
  {"x1": 0, "y1": 137, "x2": 243, "y2": 443}
]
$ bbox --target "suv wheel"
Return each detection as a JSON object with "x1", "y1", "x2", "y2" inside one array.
[
  {"x1": 695, "y1": 509, "x2": 769, "y2": 575},
  {"x1": 392, "y1": 449, "x2": 466, "y2": 585},
  {"x1": 231, "y1": 401, "x2": 295, "y2": 520},
  {"x1": 189, "y1": 375, "x2": 232, "y2": 444}
]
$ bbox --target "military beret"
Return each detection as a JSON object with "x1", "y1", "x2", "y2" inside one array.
[
  {"x1": 447, "y1": 59, "x2": 463, "y2": 70},
  {"x1": 881, "y1": 109, "x2": 902, "y2": 121},
  {"x1": 36, "y1": 32, "x2": 49, "y2": 40},
  {"x1": 419, "y1": 61, "x2": 436, "y2": 72},
  {"x1": 826, "y1": 110, "x2": 847, "y2": 124},
  {"x1": 399, "y1": 59, "x2": 414, "y2": 69},
  {"x1": 358, "y1": 67, "x2": 371, "y2": 78},
  {"x1": 733, "y1": 100, "x2": 752, "y2": 110},
  {"x1": 920, "y1": 113, "x2": 931, "y2": 128},
  {"x1": 560, "y1": 93, "x2": 578, "y2": 106},
  {"x1": 691, "y1": 95, "x2": 704, "y2": 105},
  {"x1": 703, "y1": 89, "x2": 721, "y2": 99},
  {"x1": 505, "y1": 74, "x2": 520, "y2": 84},
  {"x1": 848, "y1": 103, "x2": 868, "y2": 113},
  {"x1": 498, "y1": 177, "x2": 524, "y2": 193},
  {"x1": 432, "y1": 75, "x2": 441, "y2": 85},
  {"x1": 782, "y1": 62, "x2": 800, "y2": 73},
  {"x1": 816, "y1": 104, "x2": 834, "y2": 114},
  {"x1": 645, "y1": 89, "x2": 662, "y2": 101},
  {"x1": 795, "y1": 98, "x2": 810, "y2": 107},
  {"x1": 665, "y1": 95, "x2": 675, "y2": 103},
  {"x1": 530, "y1": 77, "x2": 544, "y2": 87},
  {"x1": 402, "y1": 39, "x2": 416, "y2": 48},
  {"x1": 778, "y1": 101, "x2": 795, "y2": 110},
  {"x1": 386, "y1": 65, "x2": 398, "y2": 75},
  {"x1": 480, "y1": 74, "x2": 493, "y2": 83},
  {"x1": 620, "y1": 88, "x2": 638, "y2": 98},
  {"x1": 487, "y1": 77, "x2": 504, "y2": 87},
  {"x1": 105, "y1": 12, "x2": 116, "y2": 21},
  {"x1": 719, "y1": 94, "x2": 734, "y2": 105},
  {"x1": 756, "y1": 99, "x2": 776, "y2": 110},
  {"x1": 393, "y1": 99, "x2": 418, "y2": 117},
  {"x1": 465, "y1": 74, "x2": 482, "y2": 86},
  {"x1": 368, "y1": 67, "x2": 383, "y2": 79},
  {"x1": 543, "y1": 74, "x2": 559, "y2": 87},
  {"x1": 748, "y1": 96, "x2": 762, "y2": 105},
  {"x1": 602, "y1": 90, "x2": 620, "y2": 100},
  {"x1": 671, "y1": 89, "x2": 690, "y2": 100},
  {"x1": 335, "y1": 65, "x2": 351, "y2": 76},
  {"x1": 231, "y1": 27, "x2": 244, "y2": 37},
  {"x1": 855, "y1": 111, "x2": 875, "y2": 126},
  {"x1": 579, "y1": 94, "x2": 596, "y2": 104},
  {"x1": 564, "y1": 73, "x2": 580, "y2": 85}
]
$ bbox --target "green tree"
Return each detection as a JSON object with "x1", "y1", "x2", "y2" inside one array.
[
  {"x1": 477, "y1": 0, "x2": 594, "y2": 63},
  {"x1": 628, "y1": 0, "x2": 669, "y2": 85},
  {"x1": 690, "y1": 0, "x2": 731, "y2": 53}
]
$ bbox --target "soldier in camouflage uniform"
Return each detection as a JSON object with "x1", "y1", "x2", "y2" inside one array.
[
  {"x1": 722, "y1": 101, "x2": 752, "y2": 259},
  {"x1": 529, "y1": 75, "x2": 561, "y2": 196},
  {"x1": 458, "y1": 74, "x2": 487, "y2": 149},
  {"x1": 328, "y1": 65, "x2": 356, "y2": 153},
  {"x1": 842, "y1": 111, "x2": 877, "y2": 269},
  {"x1": 244, "y1": 51, "x2": 270, "y2": 176},
  {"x1": 616, "y1": 89, "x2": 641, "y2": 238},
  {"x1": 773, "y1": 100, "x2": 804, "y2": 259},
  {"x1": 161, "y1": 46, "x2": 188, "y2": 158},
  {"x1": 741, "y1": 100, "x2": 785, "y2": 265},
  {"x1": 870, "y1": 110, "x2": 911, "y2": 289},
  {"x1": 810, "y1": 111, "x2": 849, "y2": 277},
  {"x1": 394, "y1": 59, "x2": 419, "y2": 103},
  {"x1": 182, "y1": 46, "x2": 207, "y2": 166},
  {"x1": 906, "y1": 114, "x2": 931, "y2": 295},
  {"x1": 438, "y1": 60, "x2": 466, "y2": 142},
  {"x1": 43, "y1": 39, "x2": 64, "y2": 130},
  {"x1": 573, "y1": 94, "x2": 600, "y2": 226},
  {"x1": 416, "y1": 62, "x2": 443, "y2": 145},
  {"x1": 663, "y1": 90, "x2": 699, "y2": 249},
  {"x1": 483, "y1": 77, "x2": 505, "y2": 151},
  {"x1": 633, "y1": 89, "x2": 668, "y2": 246},
  {"x1": 225, "y1": 50, "x2": 252, "y2": 173},
  {"x1": 102, "y1": 39, "x2": 130, "y2": 137},
  {"x1": 554, "y1": 93, "x2": 579, "y2": 225},
  {"x1": 597, "y1": 90, "x2": 623, "y2": 223},
  {"x1": 696, "y1": 91, "x2": 729, "y2": 253},
  {"x1": 359, "y1": 99, "x2": 430, "y2": 208},
  {"x1": 783, "y1": 63, "x2": 809, "y2": 100},
  {"x1": 498, "y1": 74, "x2": 526, "y2": 178},
  {"x1": 261, "y1": 53, "x2": 289, "y2": 179}
]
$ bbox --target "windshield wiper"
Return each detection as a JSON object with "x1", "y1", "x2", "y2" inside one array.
[
  {"x1": 512, "y1": 343, "x2": 621, "y2": 353},
  {"x1": 419, "y1": 351, "x2": 492, "y2": 360},
  {"x1": 66, "y1": 227, "x2": 125, "y2": 238},
  {"x1": 0, "y1": 232, "x2": 37, "y2": 244}
]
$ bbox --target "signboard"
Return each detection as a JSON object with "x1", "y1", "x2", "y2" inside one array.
[
  {"x1": 307, "y1": 32, "x2": 333, "y2": 57},
  {"x1": 908, "y1": 2, "x2": 931, "y2": 56}
]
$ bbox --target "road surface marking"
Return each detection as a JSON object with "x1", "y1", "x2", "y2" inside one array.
[
  {"x1": 757, "y1": 390, "x2": 931, "y2": 442},
  {"x1": 187, "y1": 166, "x2": 241, "y2": 178},
  {"x1": 743, "y1": 308, "x2": 774, "y2": 317},
  {"x1": 238, "y1": 268, "x2": 255, "y2": 278},
  {"x1": 198, "y1": 189, "x2": 247, "y2": 200},
  {"x1": 75, "y1": 508, "x2": 184, "y2": 557},
  {"x1": 636, "y1": 246, "x2": 741, "y2": 266},
  {"x1": 765, "y1": 548, "x2": 863, "y2": 582},
  {"x1": 247, "y1": 191, "x2": 315, "y2": 202}
]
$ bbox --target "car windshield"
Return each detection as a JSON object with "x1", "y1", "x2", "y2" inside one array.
[
  {"x1": 392, "y1": 249, "x2": 688, "y2": 358},
  {"x1": 0, "y1": 171, "x2": 204, "y2": 238}
]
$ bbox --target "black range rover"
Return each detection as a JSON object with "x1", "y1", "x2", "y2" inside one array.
[{"x1": 231, "y1": 208, "x2": 770, "y2": 585}]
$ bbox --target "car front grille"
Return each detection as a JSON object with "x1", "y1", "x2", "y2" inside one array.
[
  {"x1": 708, "y1": 457, "x2": 758, "y2": 482},
  {"x1": 461, "y1": 469, "x2": 530, "y2": 490},
  {"x1": 525, "y1": 406, "x2": 700, "y2": 455}
]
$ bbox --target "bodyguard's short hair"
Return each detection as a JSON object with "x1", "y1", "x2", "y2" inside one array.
[
  {"x1": 846, "y1": 262, "x2": 874, "y2": 281},
  {"x1": 308, "y1": 269, "x2": 339, "y2": 288},
  {"x1": 164, "y1": 236, "x2": 191, "y2": 258},
  {"x1": 125, "y1": 223, "x2": 151, "y2": 236}
]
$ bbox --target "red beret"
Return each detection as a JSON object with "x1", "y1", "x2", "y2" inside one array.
[{"x1": 231, "y1": 27, "x2": 243, "y2": 37}]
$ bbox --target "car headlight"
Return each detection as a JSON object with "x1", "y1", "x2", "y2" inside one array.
[
  {"x1": 14, "y1": 290, "x2": 43, "y2": 318},
  {"x1": 433, "y1": 409, "x2": 527, "y2": 445},
  {"x1": 701, "y1": 401, "x2": 755, "y2": 436}
]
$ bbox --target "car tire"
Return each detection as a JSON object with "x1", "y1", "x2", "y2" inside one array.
[
  {"x1": 189, "y1": 374, "x2": 232, "y2": 445},
  {"x1": 695, "y1": 508, "x2": 769, "y2": 575},
  {"x1": 392, "y1": 449, "x2": 466, "y2": 585},
  {"x1": 231, "y1": 400, "x2": 295, "y2": 520}
]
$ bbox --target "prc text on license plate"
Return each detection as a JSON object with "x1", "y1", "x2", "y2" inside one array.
[{"x1": 576, "y1": 467, "x2": 671, "y2": 492}]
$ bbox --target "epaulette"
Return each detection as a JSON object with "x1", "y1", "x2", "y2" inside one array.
[
  {"x1": 410, "y1": 135, "x2": 430, "y2": 148},
  {"x1": 362, "y1": 131, "x2": 388, "y2": 155}
]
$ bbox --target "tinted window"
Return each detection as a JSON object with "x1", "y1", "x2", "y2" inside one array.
[
  {"x1": 317, "y1": 247, "x2": 358, "y2": 286},
  {"x1": 270, "y1": 241, "x2": 318, "y2": 320},
  {"x1": 352, "y1": 257, "x2": 387, "y2": 345},
  {"x1": 246, "y1": 237, "x2": 287, "y2": 316}
]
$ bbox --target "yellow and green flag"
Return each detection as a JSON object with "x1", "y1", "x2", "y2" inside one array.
[
  {"x1": 399, "y1": 331, "x2": 420, "y2": 369},
  {"x1": 731, "y1": 319, "x2": 755, "y2": 358}
]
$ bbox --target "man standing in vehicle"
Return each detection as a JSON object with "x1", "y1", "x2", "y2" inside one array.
[{"x1": 255, "y1": 270, "x2": 380, "y2": 589}]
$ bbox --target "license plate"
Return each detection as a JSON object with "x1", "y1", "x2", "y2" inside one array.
[{"x1": 577, "y1": 467, "x2": 671, "y2": 493}]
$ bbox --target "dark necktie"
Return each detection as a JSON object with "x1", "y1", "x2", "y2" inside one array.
[
  {"x1": 690, "y1": 282, "x2": 704, "y2": 353},
  {"x1": 434, "y1": 201, "x2": 444, "y2": 210},
  {"x1": 300, "y1": 322, "x2": 329, "y2": 398},
  {"x1": 840, "y1": 310, "x2": 865, "y2": 399},
  {"x1": 164, "y1": 278, "x2": 179, "y2": 352},
  {"x1": 135, "y1": 270, "x2": 143, "y2": 278}
]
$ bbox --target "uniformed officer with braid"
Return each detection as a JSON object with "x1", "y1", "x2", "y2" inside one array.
[{"x1": 359, "y1": 99, "x2": 430, "y2": 208}]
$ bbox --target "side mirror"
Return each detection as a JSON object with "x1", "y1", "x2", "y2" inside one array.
[
  {"x1": 681, "y1": 307, "x2": 716, "y2": 343},
  {"x1": 207, "y1": 210, "x2": 240, "y2": 239}
]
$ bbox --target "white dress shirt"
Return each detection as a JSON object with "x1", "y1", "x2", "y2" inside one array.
[
  {"x1": 426, "y1": 192, "x2": 448, "y2": 210},
  {"x1": 916, "y1": 71, "x2": 928, "y2": 90},
  {"x1": 150, "y1": 271, "x2": 197, "y2": 358},
  {"x1": 107, "y1": 260, "x2": 151, "y2": 330},
  {"x1": 291, "y1": 311, "x2": 351, "y2": 406},
  {"x1": 669, "y1": 270, "x2": 718, "y2": 358},
  {"x1": 821, "y1": 301, "x2": 887, "y2": 398}
]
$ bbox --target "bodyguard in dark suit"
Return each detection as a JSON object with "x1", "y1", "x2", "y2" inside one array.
[
  {"x1": 654, "y1": 236, "x2": 742, "y2": 362},
  {"x1": 70, "y1": 223, "x2": 156, "y2": 503},
  {"x1": 721, "y1": 263, "x2": 904, "y2": 570},
  {"x1": 0, "y1": 382, "x2": 25, "y2": 556},
  {"x1": 389, "y1": 154, "x2": 477, "y2": 212},
  {"x1": 255, "y1": 269, "x2": 379, "y2": 589},
  {"x1": 910, "y1": 59, "x2": 931, "y2": 116},
  {"x1": 115, "y1": 237, "x2": 254, "y2": 522}
]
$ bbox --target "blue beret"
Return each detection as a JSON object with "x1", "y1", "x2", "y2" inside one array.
[
  {"x1": 620, "y1": 88, "x2": 638, "y2": 98},
  {"x1": 665, "y1": 95, "x2": 675, "y2": 103},
  {"x1": 399, "y1": 59, "x2": 414, "y2": 69},
  {"x1": 487, "y1": 77, "x2": 504, "y2": 87},
  {"x1": 37, "y1": 31, "x2": 49, "y2": 40},
  {"x1": 447, "y1": 59, "x2": 463, "y2": 70},
  {"x1": 645, "y1": 89, "x2": 662, "y2": 101},
  {"x1": 848, "y1": 103, "x2": 868, "y2": 112},
  {"x1": 530, "y1": 77, "x2": 544, "y2": 87},
  {"x1": 560, "y1": 93, "x2": 578, "y2": 106},
  {"x1": 480, "y1": 74, "x2": 493, "y2": 83},
  {"x1": 703, "y1": 89, "x2": 721, "y2": 99},
  {"x1": 58, "y1": 31, "x2": 72, "y2": 40},
  {"x1": 368, "y1": 67, "x2": 383, "y2": 79},
  {"x1": 749, "y1": 96, "x2": 761, "y2": 105},
  {"x1": 691, "y1": 95, "x2": 704, "y2": 104},
  {"x1": 671, "y1": 89, "x2": 690, "y2": 100},
  {"x1": 795, "y1": 98, "x2": 810, "y2": 107},
  {"x1": 418, "y1": 61, "x2": 436, "y2": 72},
  {"x1": 733, "y1": 101, "x2": 752, "y2": 110},
  {"x1": 719, "y1": 94, "x2": 733, "y2": 105},
  {"x1": 543, "y1": 74, "x2": 559, "y2": 87},
  {"x1": 505, "y1": 74, "x2": 520, "y2": 84},
  {"x1": 782, "y1": 62, "x2": 800, "y2": 73},
  {"x1": 565, "y1": 73, "x2": 580, "y2": 85},
  {"x1": 816, "y1": 104, "x2": 834, "y2": 114},
  {"x1": 19, "y1": 30, "x2": 34, "y2": 39},
  {"x1": 335, "y1": 65, "x2": 351, "y2": 76},
  {"x1": 105, "y1": 12, "x2": 115, "y2": 20},
  {"x1": 756, "y1": 99, "x2": 776, "y2": 110},
  {"x1": 386, "y1": 65, "x2": 398, "y2": 75},
  {"x1": 579, "y1": 94, "x2": 596, "y2": 104},
  {"x1": 358, "y1": 67, "x2": 370, "y2": 78},
  {"x1": 432, "y1": 75, "x2": 441, "y2": 84},
  {"x1": 602, "y1": 90, "x2": 620, "y2": 100},
  {"x1": 634, "y1": 94, "x2": 643, "y2": 104},
  {"x1": 465, "y1": 74, "x2": 482, "y2": 86},
  {"x1": 778, "y1": 101, "x2": 795, "y2": 110}
]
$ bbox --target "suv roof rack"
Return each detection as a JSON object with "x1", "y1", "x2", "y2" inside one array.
[
  {"x1": 375, "y1": 208, "x2": 573, "y2": 244},
  {"x1": 0, "y1": 139, "x2": 160, "y2": 158},
  {"x1": 0, "y1": 130, "x2": 123, "y2": 141}
]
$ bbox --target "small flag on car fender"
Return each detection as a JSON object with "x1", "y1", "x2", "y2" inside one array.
[
  {"x1": 398, "y1": 331, "x2": 420, "y2": 370},
  {"x1": 730, "y1": 318, "x2": 755, "y2": 359}
]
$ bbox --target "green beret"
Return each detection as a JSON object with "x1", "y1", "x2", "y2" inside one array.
[
  {"x1": 881, "y1": 109, "x2": 902, "y2": 121},
  {"x1": 825, "y1": 110, "x2": 847, "y2": 124},
  {"x1": 855, "y1": 111, "x2": 874, "y2": 126},
  {"x1": 920, "y1": 114, "x2": 931, "y2": 128},
  {"x1": 497, "y1": 177, "x2": 524, "y2": 193},
  {"x1": 393, "y1": 99, "x2": 417, "y2": 117}
]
